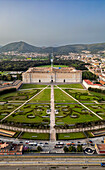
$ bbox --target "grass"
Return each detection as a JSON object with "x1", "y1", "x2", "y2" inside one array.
[
  {"x1": 55, "y1": 103, "x2": 100, "y2": 125},
  {"x1": 85, "y1": 104, "x2": 105, "y2": 119},
  {"x1": 37, "y1": 65, "x2": 68, "y2": 67},
  {"x1": 58, "y1": 84, "x2": 84, "y2": 89},
  {"x1": 6, "y1": 104, "x2": 50, "y2": 124},
  {"x1": 0, "y1": 89, "x2": 40, "y2": 102},
  {"x1": 21, "y1": 84, "x2": 46, "y2": 89},
  {"x1": 20, "y1": 132, "x2": 49, "y2": 140},
  {"x1": 65, "y1": 89, "x2": 99, "y2": 103},
  {"x1": 90, "y1": 91, "x2": 105, "y2": 101},
  {"x1": 54, "y1": 89, "x2": 75, "y2": 103},
  {"x1": 85, "y1": 131, "x2": 94, "y2": 138},
  {"x1": 0, "y1": 104, "x2": 20, "y2": 120},
  {"x1": 30, "y1": 89, "x2": 51, "y2": 102},
  {"x1": 57, "y1": 132, "x2": 86, "y2": 140}
]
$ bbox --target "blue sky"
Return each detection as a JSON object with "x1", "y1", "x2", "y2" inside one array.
[{"x1": 0, "y1": 0, "x2": 105, "y2": 46}]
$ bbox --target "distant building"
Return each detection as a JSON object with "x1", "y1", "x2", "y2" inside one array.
[
  {"x1": 95, "y1": 144, "x2": 105, "y2": 154},
  {"x1": 22, "y1": 67, "x2": 82, "y2": 83},
  {"x1": 0, "y1": 80, "x2": 22, "y2": 92},
  {"x1": 83, "y1": 79, "x2": 103, "y2": 89},
  {"x1": 0, "y1": 142, "x2": 23, "y2": 155}
]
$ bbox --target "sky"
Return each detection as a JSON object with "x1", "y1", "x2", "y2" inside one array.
[{"x1": 0, "y1": 0, "x2": 105, "y2": 47}]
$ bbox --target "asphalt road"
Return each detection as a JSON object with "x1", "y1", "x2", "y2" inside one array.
[{"x1": 0, "y1": 157, "x2": 104, "y2": 169}]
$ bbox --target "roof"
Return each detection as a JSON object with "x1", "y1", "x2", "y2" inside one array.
[
  {"x1": 0, "y1": 142, "x2": 23, "y2": 152},
  {"x1": 84, "y1": 80, "x2": 93, "y2": 85},
  {"x1": 84, "y1": 80, "x2": 102, "y2": 86},
  {"x1": 25, "y1": 67, "x2": 81, "y2": 73},
  {"x1": 99, "y1": 80, "x2": 105, "y2": 85},
  {"x1": 94, "y1": 84, "x2": 102, "y2": 86},
  {"x1": 96, "y1": 144, "x2": 105, "y2": 151}
]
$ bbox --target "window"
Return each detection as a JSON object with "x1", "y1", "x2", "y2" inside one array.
[{"x1": 39, "y1": 80, "x2": 41, "y2": 82}]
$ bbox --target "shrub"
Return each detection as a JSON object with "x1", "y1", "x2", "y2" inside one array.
[
  {"x1": 37, "y1": 146, "x2": 43, "y2": 152},
  {"x1": 63, "y1": 146, "x2": 69, "y2": 152},
  {"x1": 77, "y1": 145, "x2": 83, "y2": 152}
]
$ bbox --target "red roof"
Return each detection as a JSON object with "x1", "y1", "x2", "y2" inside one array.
[
  {"x1": 84, "y1": 80, "x2": 93, "y2": 85},
  {"x1": 84, "y1": 80, "x2": 102, "y2": 86},
  {"x1": 94, "y1": 84, "x2": 102, "y2": 86},
  {"x1": 99, "y1": 80, "x2": 105, "y2": 85}
]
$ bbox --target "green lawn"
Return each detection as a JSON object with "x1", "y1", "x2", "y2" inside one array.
[
  {"x1": 20, "y1": 132, "x2": 50, "y2": 140},
  {"x1": 6, "y1": 104, "x2": 50, "y2": 124},
  {"x1": 37, "y1": 65, "x2": 68, "y2": 67},
  {"x1": 57, "y1": 132, "x2": 86, "y2": 140},
  {"x1": 54, "y1": 89, "x2": 75, "y2": 103},
  {"x1": 0, "y1": 89, "x2": 40, "y2": 102},
  {"x1": 21, "y1": 84, "x2": 46, "y2": 89},
  {"x1": 0, "y1": 104, "x2": 21, "y2": 120},
  {"x1": 30, "y1": 89, "x2": 51, "y2": 102},
  {"x1": 55, "y1": 104, "x2": 100, "y2": 125},
  {"x1": 58, "y1": 84, "x2": 84, "y2": 89}
]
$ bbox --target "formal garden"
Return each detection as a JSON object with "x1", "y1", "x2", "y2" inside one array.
[
  {"x1": 0, "y1": 83, "x2": 105, "y2": 140},
  {"x1": 0, "y1": 89, "x2": 40, "y2": 102},
  {"x1": 55, "y1": 104, "x2": 99, "y2": 125},
  {"x1": 5, "y1": 104, "x2": 50, "y2": 125}
]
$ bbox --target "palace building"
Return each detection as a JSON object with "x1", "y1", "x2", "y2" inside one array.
[{"x1": 22, "y1": 67, "x2": 82, "y2": 83}]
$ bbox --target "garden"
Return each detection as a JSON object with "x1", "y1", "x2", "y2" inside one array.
[{"x1": 55, "y1": 104, "x2": 99, "y2": 125}]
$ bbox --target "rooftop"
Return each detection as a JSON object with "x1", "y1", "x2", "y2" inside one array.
[
  {"x1": 96, "y1": 144, "x2": 105, "y2": 151},
  {"x1": 26, "y1": 67, "x2": 80, "y2": 73}
]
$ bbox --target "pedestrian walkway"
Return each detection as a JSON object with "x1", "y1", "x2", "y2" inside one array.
[{"x1": 50, "y1": 85, "x2": 56, "y2": 141}]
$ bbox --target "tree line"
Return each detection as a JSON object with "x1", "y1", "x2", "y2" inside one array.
[{"x1": 0, "y1": 59, "x2": 87, "y2": 71}]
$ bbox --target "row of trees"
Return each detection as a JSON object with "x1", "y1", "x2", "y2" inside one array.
[
  {"x1": 0, "y1": 88, "x2": 16, "y2": 95},
  {"x1": 2, "y1": 120, "x2": 50, "y2": 129},
  {"x1": 55, "y1": 120, "x2": 105, "y2": 129},
  {"x1": 82, "y1": 71, "x2": 98, "y2": 80},
  {"x1": 88, "y1": 87, "x2": 105, "y2": 94},
  {"x1": 63, "y1": 145, "x2": 83, "y2": 153},
  {"x1": 0, "y1": 74, "x2": 22, "y2": 81},
  {"x1": 54, "y1": 58, "x2": 88, "y2": 70},
  {"x1": 0, "y1": 58, "x2": 87, "y2": 71},
  {"x1": 0, "y1": 60, "x2": 51, "y2": 71}
]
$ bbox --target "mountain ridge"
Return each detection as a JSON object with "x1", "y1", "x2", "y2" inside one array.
[{"x1": 0, "y1": 41, "x2": 105, "y2": 54}]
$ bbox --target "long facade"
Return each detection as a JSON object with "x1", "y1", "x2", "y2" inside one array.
[{"x1": 22, "y1": 67, "x2": 82, "y2": 83}]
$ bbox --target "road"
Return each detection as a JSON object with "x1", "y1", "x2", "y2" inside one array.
[{"x1": 0, "y1": 156, "x2": 104, "y2": 169}]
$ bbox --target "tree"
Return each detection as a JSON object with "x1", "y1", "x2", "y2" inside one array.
[
  {"x1": 17, "y1": 74, "x2": 22, "y2": 80},
  {"x1": 63, "y1": 146, "x2": 68, "y2": 152},
  {"x1": 7, "y1": 74, "x2": 12, "y2": 81},
  {"x1": 77, "y1": 145, "x2": 83, "y2": 152},
  {"x1": 37, "y1": 146, "x2": 42, "y2": 152},
  {"x1": 68, "y1": 145, "x2": 76, "y2": 152}
]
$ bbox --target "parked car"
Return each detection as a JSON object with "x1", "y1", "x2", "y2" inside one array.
[{"x1": 89, "y1": 140, "x2": 93, "y2": 143}]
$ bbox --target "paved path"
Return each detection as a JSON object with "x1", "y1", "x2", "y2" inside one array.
[
  {"x1": 1, "y1": 86, "x2": 48, "y2": 122},
  {"x1": 0, "y1": 123, "x2": 105, "y2": 134},
  {"x1": 50, "y1": 85, "x2": 56, "y2": 141},
  {"x1": 56, "y1": 85, "x2": 103, "y2": 120}
]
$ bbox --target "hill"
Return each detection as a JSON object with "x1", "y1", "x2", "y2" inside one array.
[
  {"x1": 0, "y1": 41, "x2": 41, "y2": 53},
  {"x1": 0, "y1": 41, "x2": 105, "y2": 54}
]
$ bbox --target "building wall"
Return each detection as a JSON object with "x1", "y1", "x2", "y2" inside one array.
[{"x1": 22, "y1": 70, "x2": 82, "y2": 83}]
